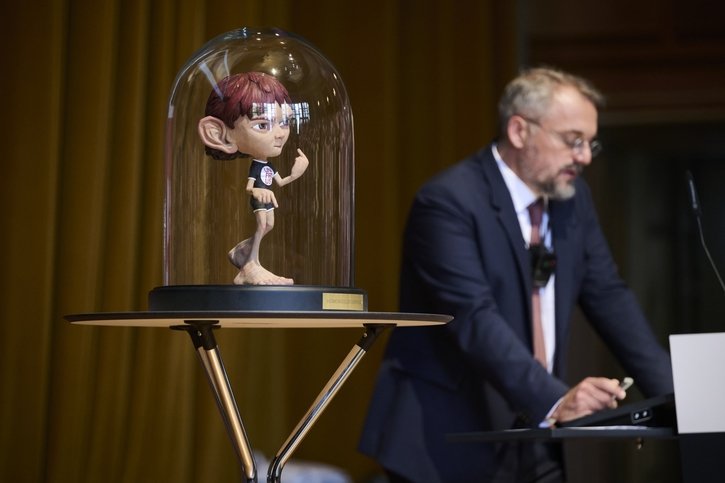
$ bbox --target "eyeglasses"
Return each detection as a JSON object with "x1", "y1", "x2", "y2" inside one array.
[{"x1": 521, "y1": 116, "x2": 602, "y2": 158}]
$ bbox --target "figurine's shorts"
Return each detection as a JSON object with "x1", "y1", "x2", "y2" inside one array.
[{"x1": 250, "y1": 196, "x2": 274, "y2": 212}]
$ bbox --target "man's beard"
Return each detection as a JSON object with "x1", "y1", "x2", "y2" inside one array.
[{"x1": 539, "y1": 164, "x2": 582, "y2": 200}]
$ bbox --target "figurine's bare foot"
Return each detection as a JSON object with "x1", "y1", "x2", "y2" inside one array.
[
  {"x1": 228, "y1": 240, "x2": 252, "y2": 269},
  {"x1": 233, "y1": 262, "x2": 294, "y2": 286}
]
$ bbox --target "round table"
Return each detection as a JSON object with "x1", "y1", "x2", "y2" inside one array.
[{"x1": 67, "y1": 298, "x2": 450, "y2": 483}]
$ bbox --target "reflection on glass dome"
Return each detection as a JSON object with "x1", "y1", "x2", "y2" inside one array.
[{"x1": 164, "y1": 27, "x2": 354, "y2": 288}]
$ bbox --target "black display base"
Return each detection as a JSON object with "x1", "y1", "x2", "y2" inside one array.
[{"x1": 148, "y1": 285, "x2": 368, "y2": 312}]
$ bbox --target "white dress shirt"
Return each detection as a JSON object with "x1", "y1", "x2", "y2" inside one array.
[{"x1": 492, "y1": 144, "x2": 556, "y2": 372}]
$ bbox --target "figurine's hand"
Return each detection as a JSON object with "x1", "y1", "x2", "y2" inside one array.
[
  {"x1": 250, "y1": 187, "x2": 279, "y2": 208},
  {"x1": 290, "y1": 148, "x2": 309, "y2": 179}
]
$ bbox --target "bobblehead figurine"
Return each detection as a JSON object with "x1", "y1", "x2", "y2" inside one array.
[{"x1": 198, "y1": 72, "x2": 309, "y2": 285}]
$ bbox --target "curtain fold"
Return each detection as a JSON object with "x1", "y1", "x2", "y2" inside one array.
[{"x1": 1, "y1": 1, "x2": 505, "y2": 481}]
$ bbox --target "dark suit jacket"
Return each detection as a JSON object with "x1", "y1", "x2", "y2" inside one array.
[{"x1": 358, "y1": 146, "x2": 674, "y2": 482}]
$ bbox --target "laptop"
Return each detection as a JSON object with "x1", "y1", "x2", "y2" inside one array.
[{"x1": 558, "y1": 392, "x2": 675, "y2": 428}]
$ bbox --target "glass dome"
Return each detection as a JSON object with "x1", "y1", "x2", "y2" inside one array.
[{"x1": 163, "y1": 27, "x2": 354, "y2": 289}]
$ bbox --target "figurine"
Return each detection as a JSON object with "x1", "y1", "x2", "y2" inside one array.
[{"x1": 198, "y1": 72, "x2": 309, "y2": 285}]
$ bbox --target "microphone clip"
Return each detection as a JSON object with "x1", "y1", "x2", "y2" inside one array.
[{"x1": 530, "y1": 243, "x2": 556, "y2": 288}]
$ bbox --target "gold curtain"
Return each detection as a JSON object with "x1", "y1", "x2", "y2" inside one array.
[{"x1": 0, "y1": 1, "x2": 513, "y2": 481}]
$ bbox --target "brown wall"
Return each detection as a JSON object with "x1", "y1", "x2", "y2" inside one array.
[{"x1": 1, "y1": 1, "x2": 724, "y2": 482}]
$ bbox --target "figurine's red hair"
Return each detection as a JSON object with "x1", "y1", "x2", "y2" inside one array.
[{"x1": 204, "y1": 72, "x2": 291, "y2": 128}]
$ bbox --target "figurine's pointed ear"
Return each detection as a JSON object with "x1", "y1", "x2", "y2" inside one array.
[{"x1": 198, "y1": 116, "x2": 238, "y2": 154}]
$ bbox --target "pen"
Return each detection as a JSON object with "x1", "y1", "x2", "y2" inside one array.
[{"x1": 620, "y1": 376, "x2": 633, "y2": 392}]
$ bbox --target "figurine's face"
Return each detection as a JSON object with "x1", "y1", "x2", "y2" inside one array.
[{"x1": 227, "y1": 102, "x2": 292, "y2": 160}]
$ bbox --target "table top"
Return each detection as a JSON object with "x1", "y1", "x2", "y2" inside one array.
[{"x1": 65, "y1": 310, "x2": 452, "y2": 328}]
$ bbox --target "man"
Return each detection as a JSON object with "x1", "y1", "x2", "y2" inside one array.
[{"x1": 358, "y1": 67, "x2": 674, "y2": 482}]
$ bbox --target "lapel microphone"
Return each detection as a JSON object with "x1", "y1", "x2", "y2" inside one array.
[
  {"x1": 686, "y1": 170, "x2": 725, "y2": 294},
  {"x1": 529, "y1": 215, "x2": 556, "y2": 288},
  {"x1": 530, "y1": 243, "x2": 556, "y2": 288}
]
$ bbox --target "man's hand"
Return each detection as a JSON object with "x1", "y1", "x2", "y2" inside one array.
[{"x1": 551, "y1": 377, "x2": 627, "y2": 423}]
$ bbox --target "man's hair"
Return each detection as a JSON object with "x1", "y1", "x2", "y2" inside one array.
[
  {"x1": 203, "y1": 72, "x2": 291, "y2": 160},
  {"x1": 497, "y1": 67, "x2": 604, "y2": 135}
]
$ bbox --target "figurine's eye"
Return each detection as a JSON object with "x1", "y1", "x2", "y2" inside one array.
[{"x1": 253, "y1": 121, "x2": 271, "y2": 132}]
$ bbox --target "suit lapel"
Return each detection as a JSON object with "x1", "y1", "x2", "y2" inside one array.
[{"x1": 479, "y1": 151, "x2": 531, "y2": 295}]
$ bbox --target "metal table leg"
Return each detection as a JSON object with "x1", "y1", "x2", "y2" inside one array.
[
  {"x1": 267, "y1": 324, "x2": 389, "y2": 483},
  {"x1": 175, "y1": 321, "x2": 258, "y2": 482}
]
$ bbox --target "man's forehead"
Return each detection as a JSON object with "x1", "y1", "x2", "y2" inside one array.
[{"x1": 543, "y1": 88, "x2": 597, "y2": 131}]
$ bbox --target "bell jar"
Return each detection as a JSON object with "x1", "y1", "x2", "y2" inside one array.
[{"x1": 154, "y1": 27, "x2": 358, "y2": 310}]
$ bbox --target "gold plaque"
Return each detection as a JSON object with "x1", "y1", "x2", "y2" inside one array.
[{"x1": 322, "y1": 292, "x2": 365, "y2": 311}]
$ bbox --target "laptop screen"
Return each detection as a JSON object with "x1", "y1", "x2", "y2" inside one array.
[{"x1": 670, "y1": 332, "x2": 725, "y2": 434}]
